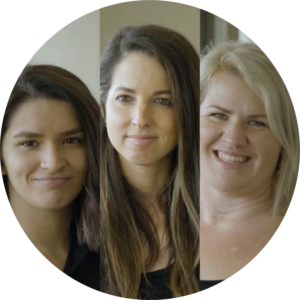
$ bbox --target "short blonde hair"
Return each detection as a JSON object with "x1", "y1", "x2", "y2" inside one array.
[{"x1": 200, "y1": 42, "x2": 299, "y2": 214}]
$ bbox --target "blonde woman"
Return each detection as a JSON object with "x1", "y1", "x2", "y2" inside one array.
[{"x1": 200, "y1": 42, "x2": 299, "y2": 290}]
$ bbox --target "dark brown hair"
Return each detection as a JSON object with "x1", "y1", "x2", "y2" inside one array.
[
  {"x1": 1, "y1": 65, "x2": 100, "y2": 252},
  {"x1": 100, "y1": 25, "x2": 199, "y2": 297}
]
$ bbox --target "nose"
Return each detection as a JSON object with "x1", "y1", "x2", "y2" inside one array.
[
  {"x1": 40, "y1": 144, "x2": 66, "y2": 173},
  {"x1": 222, "y1": 120, "x2": 247, "y2": 148},
  {"x1": 131, "y1": 100, "x2": 151, "y2": 128}
]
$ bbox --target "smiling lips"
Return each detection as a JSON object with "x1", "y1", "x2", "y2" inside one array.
[
  {"x1": 35, "y1": 178, "x2": 70, "y2": 186},
  {"x1": 214, "y1": 150, "x2": 250, "y2": 165}
]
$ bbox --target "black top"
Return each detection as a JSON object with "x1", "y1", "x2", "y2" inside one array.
[
  {"x1": 63, "y1": 223, "x2": 100, "y2": 291},
  {"x1": 101, "y1": 266, "x2": 222, "y2": 298},
  {"x1": 139, "y1": 267, "x2": 223, "y2": 299},
  {"x1": 200, "y1": 280, "x2": 223, "y2": 291}
]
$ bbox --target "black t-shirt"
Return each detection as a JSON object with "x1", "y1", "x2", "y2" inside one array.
[
  {"x1": 140, "y1": 268, "x2": 225, "y2": 300},
  {"x1": 101, "y1": 267, "x2": 225, "y2": 300},
  {"x1": 200, "y1": 280, "x2": 223, "y2": 291},
  {"x1": 63, "y1": 223, "x2": 100, "y2": 291}
]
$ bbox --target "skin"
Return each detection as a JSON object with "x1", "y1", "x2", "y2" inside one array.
[
  {"x1": 1, "y1": 99, "x2": 87, "y2": 270},
  {"x1": 104, "y1": 53, "x2": 179, "y2": 271},
  {"x1": 200, "y1": 71, "x2": 282, "y2": 198},
  {"x1": 199, "y1": 71, "x2": 283, "y2": 280}
]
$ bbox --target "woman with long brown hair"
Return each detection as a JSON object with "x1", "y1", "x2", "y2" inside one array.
[
  {"x1": 100, "y1": 25, "x2": 200, "y2": 298},
  {"x1": 1, "y1": 65, "x2": 100, "y2": 290}
]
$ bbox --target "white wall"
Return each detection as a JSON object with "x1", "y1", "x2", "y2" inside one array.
[{"x1": 29, "y1": 10, "x2": 100, "y2": 102}]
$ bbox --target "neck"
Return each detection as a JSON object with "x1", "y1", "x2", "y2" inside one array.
[
  {"x1": 10, "y1": 194, "x2": 72, "y2": 259},
  {"x1": 119, "y1": 154, "x2": 173, "y2": 212},
  {"x1": 200, "y1": 181, "x2": 274, "y2": 230}
]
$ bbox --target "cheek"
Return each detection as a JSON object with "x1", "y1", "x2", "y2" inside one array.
[
  {"x1": 69, "y1": 149, "x2": 88, "y2": 175},
  {"x1": 252, "y1": 135, "x2": 281, "y2": 165},
  {"x1": 4, "y1": 150, "x2": 37, "y2": 180},
  {"x1": 107, "y1": 109, "x2": 129, "y2": 131},
  {"x1": 5, "y1": 159, "x2": 37, "y2": 196},
  {"x1": 158, "y1": 114, "x2": 178, "y2": 143},
  {"x1": 200, "y1": 118, "x2": 218, "y2": 148}
]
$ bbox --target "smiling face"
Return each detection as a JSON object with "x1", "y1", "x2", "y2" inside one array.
[
  {"x1": 104, "y1": 52, "x2": 178, "y2": 166},
  {"x1": 1, "y1": 99, "x2": 87, "y2": 211},
  {"x1": 200, "y1": 71, "x2": 282, "y2": 193}
]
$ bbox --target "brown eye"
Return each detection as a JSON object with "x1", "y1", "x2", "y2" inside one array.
[
  {"x1": 155, "y1": 98, "x2": 172, "y2": 106},
  {"x1": 20, "y1": 138, "x2": 83, "y2": 148},
  {"x1": 21, "y1": 140, "x2": 37, "y2": 147},
  {"x1": 64, "y1": 138, "x2": 83, "y2": 144},
  {"x1": 116, "y1": 95, "x2": 132, "y2": 103}
]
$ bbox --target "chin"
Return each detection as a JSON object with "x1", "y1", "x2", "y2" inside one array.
[{"x1": 129, "y1": 158, "x2": 155, "y2": 166}]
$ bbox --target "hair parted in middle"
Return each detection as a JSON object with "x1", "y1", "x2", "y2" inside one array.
[{"x1": 100, "y1": 25, "x2": 200, "y2": 298}]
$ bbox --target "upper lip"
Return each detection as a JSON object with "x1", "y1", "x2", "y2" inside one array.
[
  {"x1": 214, "y1": 149, "x2": 251, "y2": 157},
  {"x1": 127, "y1": 135, "x2": 157, "y2": 139},
  {"x1": 34, "y1": 176, "x2": 71, "y2": 180}
]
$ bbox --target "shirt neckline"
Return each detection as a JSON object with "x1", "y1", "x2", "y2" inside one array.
[{"x1": 142, "y1": 264, "x2": 226, "y2": 283}]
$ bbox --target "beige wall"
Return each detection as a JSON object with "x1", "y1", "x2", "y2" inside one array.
[
  {"x1": 100, "y1": 1, "x2": 200, "y2": 55},
  {"x1": 29, "y1": 10, "x2": 100, "y2": 102}
]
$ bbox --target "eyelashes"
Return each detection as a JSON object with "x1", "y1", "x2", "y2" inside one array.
[
  {"x1": 210, "y1": 113, "x2": 267, "y2": 127},
  {"x1": 115, "y1": 95, "x2": 173, "y2": 107},
  {"x1": 19, "y1": 137, "x2": 84, "y2": 149}
]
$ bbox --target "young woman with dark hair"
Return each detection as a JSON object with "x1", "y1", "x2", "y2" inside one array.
[{"x1": 1, "y1": 65, "x2": 100, "y2": 290}]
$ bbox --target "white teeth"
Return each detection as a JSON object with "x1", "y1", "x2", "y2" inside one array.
[{"x1": 217, "y1": 151, "x2": 248, "y2": 164}]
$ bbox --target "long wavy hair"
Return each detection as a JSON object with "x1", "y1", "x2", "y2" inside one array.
[
  {"x1": 1, "y1": 65, "x2": 100, "y2": 252},
  {"x1": 200, "y1": 42, "x2": 299, "y2": 215},
  {"x1": 100, "y1": 25, "x2": 200, "y2": 298}
]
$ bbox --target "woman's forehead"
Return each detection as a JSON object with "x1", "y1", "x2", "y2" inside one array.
[
  {"x1": 110, "y1": 53, "x2": 170, "y2": 91},
  {"x1": 6, "y1": 99, "x2": 81, "y2": 135}
]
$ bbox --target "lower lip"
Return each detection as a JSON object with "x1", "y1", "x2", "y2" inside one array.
[
  {"x1": 34, "y1": 178, "x2": 71, "y2": 186},
  {"x1": 127, "y1": 137, "x2": 157, "y2": 146},
  {"x1": 213, "y1": 151, "x2": 251, "y2": 169}
]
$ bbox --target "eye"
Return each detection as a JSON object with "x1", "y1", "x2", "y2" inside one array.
[
  {"x1": 21, "y1": 141, "x2": 34, "y2": 148},
  {"x1": 249, "y1": 120, "x2": 266, "y2": 127},
  {"x1": 21, "y1": 138, "x2": 83, "y2": 148},
  {"x1": 116, "y1": 95, "x2": 129, "y2": 103},
  {"x1": 210, "y1": 113, "x2": 227, "y2": 119},
  {"x1": 211, "y1": 113, "x2": 266, "y2": 127},
  {"x1": 155, "y1": 98, "x2": 172, "y2": 107},
  {"x1": 66, "y1": 138, "x2": 83, "y2": 144}
]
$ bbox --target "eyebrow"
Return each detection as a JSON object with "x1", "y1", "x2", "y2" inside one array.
[
  {"x1": 206, "y1": 105, "x2": 267, "y2": 119},
  {"x1": 13, "y1": 128, "x2": 83, "y2": 138},
  {"x1": 114, "y1": 86, "x2": 172, "y2": 96}
]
